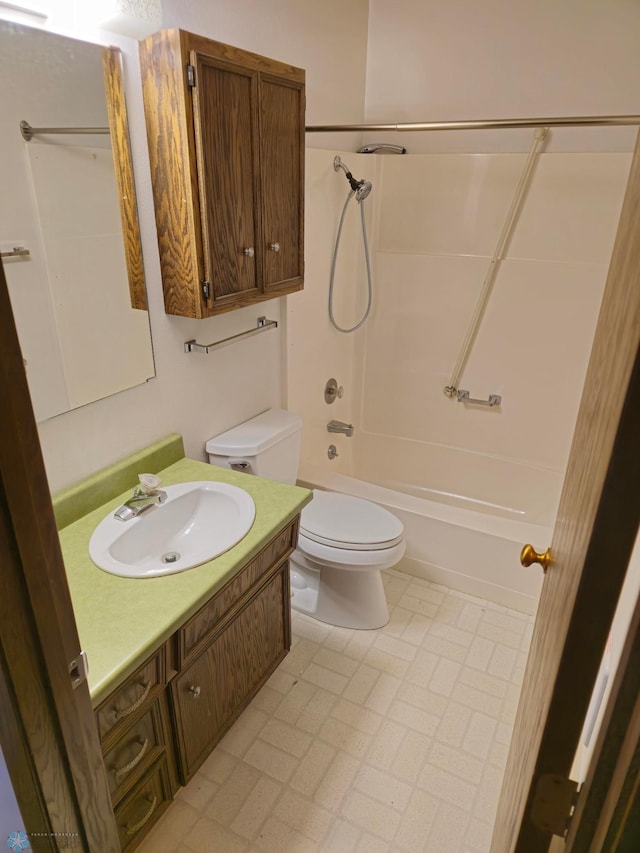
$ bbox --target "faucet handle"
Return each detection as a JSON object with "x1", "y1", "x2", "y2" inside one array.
[{"x1": 137, "y1": 473, "x2": 161, "y2": 494}]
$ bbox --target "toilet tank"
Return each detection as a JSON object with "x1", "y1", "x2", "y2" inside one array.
[{"x1": 205, "y1": 409, "x2": 302, "y2": 485}]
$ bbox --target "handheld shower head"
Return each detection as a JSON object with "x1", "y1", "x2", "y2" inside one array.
[
  {"x1": 334, "y1": 155, "x2": 372, "y2": 202},
  {"x1": 355, "y1": 181, "x2": 372, "y2": 202}
]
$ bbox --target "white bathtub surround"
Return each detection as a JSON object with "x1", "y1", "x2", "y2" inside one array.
[
  {"x1": 136, "y1": 569, "x2": 533, "y2": 853},
  {"x1": 289, "y1": 149, "x2": 631, "y2": 614},
  {"x1": 367, "y1": 153, "x2": 631, "y2": 472}
]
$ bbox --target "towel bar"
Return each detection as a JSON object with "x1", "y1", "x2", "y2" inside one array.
[{"x1": 184, "y1": 316, "x2": 277, "y2": 354}]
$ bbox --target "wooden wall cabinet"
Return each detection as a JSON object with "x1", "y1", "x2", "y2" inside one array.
[
  {"x1": 94, "y1": 516, "x2": 298, "y2": 848},
  {"x1": 139, "y1": 29, "x2": 305, "y2": 318}
]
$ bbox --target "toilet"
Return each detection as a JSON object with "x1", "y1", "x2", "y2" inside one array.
[{"x1": 206, "y1": 409, "x2": 406, "y2": 629}]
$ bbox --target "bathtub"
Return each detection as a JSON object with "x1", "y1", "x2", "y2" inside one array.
[{"x1": 298, "y1": 434, "x2": 560, "y2": 614}]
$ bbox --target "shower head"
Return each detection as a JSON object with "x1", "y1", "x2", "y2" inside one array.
[
  {"x1": 333, "y1": 155, "x2": 372, "y2": 202},
  {"x1": 357, "y1": 143, "x2": 407, "y2": 155},
  {"x1": 355, "y1": 180, "x2": 372, "y2": 201}
]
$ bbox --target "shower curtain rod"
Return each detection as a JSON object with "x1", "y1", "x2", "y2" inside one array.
[{"x1": 305, "y1": 114, "x2": 640, "y2": 133}]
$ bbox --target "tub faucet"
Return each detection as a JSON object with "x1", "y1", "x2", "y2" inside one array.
[
  {"x1": 327, "y1": 419, "x2": 355, "y2": 437},
  {"x1": 113, "y1": 486, "x2": 167, "y2": 521}
]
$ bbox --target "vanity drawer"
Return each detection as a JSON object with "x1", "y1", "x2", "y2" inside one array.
[
  {"x1": 179, "y1": 516, "x2": 299, "y2": 665},
  {"x1": 96, "y1": 645, "x2": 167, "y2": 744},
  {"x1": 103, "y1": 699, "x2": 169, "y2": 800},
  {"x1": 114, "y1": 755, "x2": 173, "y2": 852}
]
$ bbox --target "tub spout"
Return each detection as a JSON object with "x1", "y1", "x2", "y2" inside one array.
[{"x1": 327, "y1": 419, "x2": 355, "y2": 437}]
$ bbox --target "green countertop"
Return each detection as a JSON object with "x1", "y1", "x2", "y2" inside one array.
[{"x1": 58, "y1": 455, "x2": 312, "y2": 707}]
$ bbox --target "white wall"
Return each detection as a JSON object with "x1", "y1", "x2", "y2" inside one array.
[
  {"x1": 1, "y1": 0, "x2": 369, "y2": 493},
  {"x1": 160, "y1": 0, "x2": 369, "y2": 153},
  {"x1": 364, "y1": 0, "x2": 640, "y2": 153}
]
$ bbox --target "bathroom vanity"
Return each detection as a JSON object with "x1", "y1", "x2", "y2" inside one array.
[
  {"x1": 54, "y1": 437, "x2": 311, "y2": 850},
  {"x1": 139, "y1": 30, "x2": 305, "y2": 318}
]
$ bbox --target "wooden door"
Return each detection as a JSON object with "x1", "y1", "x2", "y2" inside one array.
[
  {"x1": 260, "y1": 73, "x2": 305, "y2": 291},
  {"x1": 490, "y1": 133, "x2": 640, "y2": 851},
  {"x1": 0, "y1": 260, "x2": 120, "y2": 851},
  {"x1": 191, "y1": 52, "x2": 261, "y2": 311}
]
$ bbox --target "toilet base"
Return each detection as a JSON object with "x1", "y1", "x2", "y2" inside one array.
[{"x1": 290, "y1": 554, "x2": 389, "y2": 630}]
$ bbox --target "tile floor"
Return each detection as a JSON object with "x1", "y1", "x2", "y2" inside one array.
[{"x1": 138, "y1": 569, "x2": 534, "y2": 853}]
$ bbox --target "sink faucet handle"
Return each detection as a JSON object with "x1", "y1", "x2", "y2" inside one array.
[{"x1": 137, "y1": 473, "x2": 161, "y2": 494}]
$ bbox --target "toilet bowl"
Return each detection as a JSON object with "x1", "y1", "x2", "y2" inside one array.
[
  {"x1": 290, "y1": 490, "x2": 405, "y2": 629},
  {"x1": 205, "y1": 409, "x2": 406, "y2": 630}
]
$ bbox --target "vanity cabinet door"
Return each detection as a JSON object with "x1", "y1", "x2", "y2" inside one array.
[{"x1": 171, "y1": 561, "x2": 290, "y2": 782}]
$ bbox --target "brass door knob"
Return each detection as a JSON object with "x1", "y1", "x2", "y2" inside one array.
[{"x1": 520, "y1": 544, "x2": 551, "y2": 573}]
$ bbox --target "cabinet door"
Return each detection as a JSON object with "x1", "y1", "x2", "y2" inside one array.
[
  {"x1": 192, "y1": 52, "x2": 261, "y2": 311},
  {"x1": 171, "y1": 563, "x2": 290, "y2": 781},
  {"x1": 260, "y1": 74, "x2": 305, "y2": 291}
]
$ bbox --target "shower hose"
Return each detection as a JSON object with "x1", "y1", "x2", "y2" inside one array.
[{"x1": 328, "y1": 189, "x2": 373, "y2": 333}]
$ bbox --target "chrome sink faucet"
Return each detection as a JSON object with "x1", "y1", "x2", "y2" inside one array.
[
  {"x1": 327, "y1": 419, "x2": 355, "y2": 437},
  {"x1": 113, "y1": 474, "x2": 167, "y2": 521}
]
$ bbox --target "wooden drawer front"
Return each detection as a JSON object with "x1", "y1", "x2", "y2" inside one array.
[
  {"x1": 114, "y1": 755, "x2": 173, "y2": 852},
  {"x1": 180, "y1": 517, "x2": 298, "y2": 664},
  {"x1": 96, "y1": 647, "x2": 166, "y2": 744},
  {"x1": 173, "y1": 562, "x2": 289, "y2": 781},
  {"x1": 103, "y1": 701, "x2": 167, "y2": 801}
]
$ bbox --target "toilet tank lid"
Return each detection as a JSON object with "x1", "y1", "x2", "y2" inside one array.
[{"x1": 206, "y1": 409, "x2": 302, "y2": 456}]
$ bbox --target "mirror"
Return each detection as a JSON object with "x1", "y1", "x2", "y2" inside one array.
[{"x1": 0, "y1": 20, "x2": 155, "y2": 422}]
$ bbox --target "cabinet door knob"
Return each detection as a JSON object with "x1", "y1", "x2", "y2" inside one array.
[
  {"x1": 269, "y1": 242, "x2": 280, "y2": 253},
  {"x1": 243, "y1": 247, "x2": 255, "y2": 257},
  {"x1": 188, "y1": 685, "x2": 201, "y2": 698}
]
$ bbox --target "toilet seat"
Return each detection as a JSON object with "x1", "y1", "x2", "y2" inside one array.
[
  {"x1": 300, "y1": 490, "x2": 404, "y2": 551},
  {"x1": 296, "y1": 532, "x2": 406, "y2": 570}
]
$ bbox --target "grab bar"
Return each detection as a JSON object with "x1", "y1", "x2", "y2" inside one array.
[
  {"x1": 0, "y1": 246, "x2": 30, "y2": 259},
  {"x1": 457, "y1": 390, "x2": 502, "y2": 407},
  {"x1": 184, "y1": 316, "x2": 277, "y2": 354},
  {"x1": 444, "y1": 127, "x2": 548, "y2": 399}
]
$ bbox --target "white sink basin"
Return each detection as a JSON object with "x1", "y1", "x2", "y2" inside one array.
[{"x1": 89, "y1": 481, "x2": 256, "y2": 578}]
